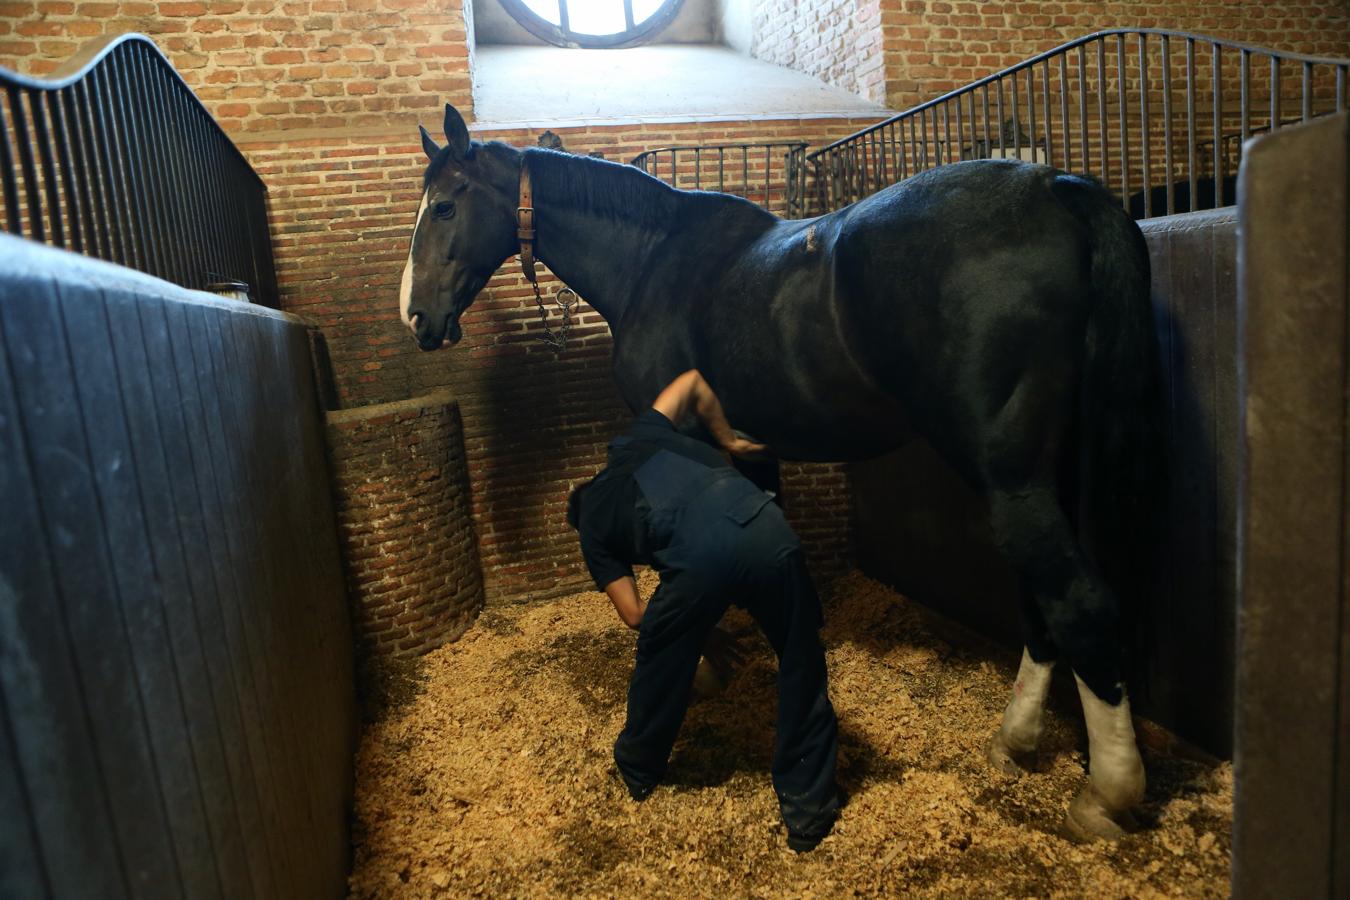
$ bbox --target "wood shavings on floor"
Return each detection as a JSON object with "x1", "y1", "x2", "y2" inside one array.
[{"x1": 348, "y1": 571, "x2": 1231, "y2": 898}]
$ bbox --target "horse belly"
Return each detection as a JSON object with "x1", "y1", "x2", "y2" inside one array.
[
  {"x1": 753, "y1": 404, "x2": 914, "y2": 462},
  {"x1": 700, "y1": 275, "x2": 913, "y2": 461},
  {"x1": 753, "y1": 354, "x2": 915, "y2": 461}
]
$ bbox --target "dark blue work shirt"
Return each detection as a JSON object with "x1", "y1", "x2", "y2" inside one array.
[{"x1": 577, "y1": 408, "x2": 732, "y2": 590}]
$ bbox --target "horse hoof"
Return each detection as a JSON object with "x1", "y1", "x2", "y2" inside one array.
[
  {"x1": 1065, "y1": 785, "x2": 1136, "y2": 842},
  {"x1": 986, "y1": 733, "x2": 1028, "y2": 777},
  {"x1": 690, "y1": 656, "x2": 727, "y2": 702}
]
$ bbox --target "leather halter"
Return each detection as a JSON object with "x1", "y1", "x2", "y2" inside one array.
[
  {"x1": 517, "y1": 163, "x2": 537, "y2": 283},
  {"x1": 514, "y1": 160, "x2": 577, "y2": 351}
]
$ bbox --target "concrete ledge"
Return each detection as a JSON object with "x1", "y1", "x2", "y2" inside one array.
[
  {"x1": 325, "y1": 388, "x2": 458, "y2": 424},
  {"x1": 1138, "y1": 206, "x2": 1238, "y2": 236}
]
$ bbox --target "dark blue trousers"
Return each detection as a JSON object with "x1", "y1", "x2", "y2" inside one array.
[{"x1": 613, "y1": 488, "x2": 840, "y2": 842}]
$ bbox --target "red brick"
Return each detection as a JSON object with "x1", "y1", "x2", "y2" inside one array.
[{"x1": 160, "y1": 1, "x2": 207, "y2": 15}]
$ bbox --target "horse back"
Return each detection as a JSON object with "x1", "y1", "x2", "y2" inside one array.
[
  {"x1": 828, "y1": 160, "x2": 1102, "y2": 390},
  {"x1": 617, "y1": 160, "x2": 1108, "y2": 462}
]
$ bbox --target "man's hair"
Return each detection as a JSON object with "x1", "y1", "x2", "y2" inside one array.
[{"x1": 566, "y1": 480, "x2": 590, "y2": 530}]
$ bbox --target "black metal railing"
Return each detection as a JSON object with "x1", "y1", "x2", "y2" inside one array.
[
  {"x1": 0, "y1": 34, "x2": 279, "y2": 306},
  {"x1": 807, "y1": 29, "x2": 1350, "y2": 219},
  {"x1": 631, "y1": 142, "x2": 809, "y2": 218}
]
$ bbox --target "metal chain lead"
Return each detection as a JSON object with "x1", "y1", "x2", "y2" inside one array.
[{"x1": 532, "y1": 279, "x2": 577, "y2": 352}]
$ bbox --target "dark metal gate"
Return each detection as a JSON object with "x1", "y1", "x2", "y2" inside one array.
[
  {"x1": 0, "y1": 34, "x2": 279, "y2": 307},
  {"x1": 806, "y1": 29, "x2": 1350, "y2": 220},
  {"x1": 631, "y1": 142, "x2": 809, "y2": 218}
]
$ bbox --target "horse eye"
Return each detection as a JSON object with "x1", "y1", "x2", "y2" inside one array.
[{"x1": 434, "y1": 200, "x2": 456, "y2": 219}]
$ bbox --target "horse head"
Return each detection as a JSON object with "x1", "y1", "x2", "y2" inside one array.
[{"x1": 400, "y1": 104, "x2": 520, "y2": 350}]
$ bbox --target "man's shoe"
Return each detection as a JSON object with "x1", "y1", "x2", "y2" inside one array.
[
  {"x1": 786, "y1": 830, "x2": 826, "y2": 853},
  {"x1": 785, "y1": 786, "x2": 845, "y2": 852},
  {"x1": 611, "y1": 765, "x2": 655, "y2": 802}
]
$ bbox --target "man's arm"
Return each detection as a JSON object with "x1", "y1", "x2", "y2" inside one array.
[
  {"x1": 651, "y1": 370, "x2": 767, "y2": 458},
  {"x1": 603, "y1": 575, "x2": 645, "y2": 629}
]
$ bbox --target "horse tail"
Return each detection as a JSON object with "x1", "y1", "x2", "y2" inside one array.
[{"x1": 1053, "y1": 173, "x2": 1165, "y2": 689}]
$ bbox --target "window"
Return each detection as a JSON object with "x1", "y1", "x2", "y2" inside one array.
[{"x1": 498, "y1": 0, "x2": 685, "y2": 49}]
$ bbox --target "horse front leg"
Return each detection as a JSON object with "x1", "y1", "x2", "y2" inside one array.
[
  {"x1": 987, "y1": 483, "x2": 1145, "y2": 841},
  {"x1": 986, "y1": 589, "x2": 1057, "y2": 776}
]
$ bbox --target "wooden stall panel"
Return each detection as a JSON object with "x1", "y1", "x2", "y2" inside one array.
[
  {"x1": 1, "y1": 259, "x2": 182, "y2": 897},
  {"x1": 1147, "y1": 208, "x2": 1239, "y2": 758},
  {"x1": 0, "y1": 235, "x2": 355, "y2": 899},
  {"x1": 1235, "y1": 112, "x2": 1350, "y2": 899},
  {"x1": 102, "y1": 285, "x2": 253, "y2": 897},
  {"x1": 850, "y1": 207, "x2": 1240, "y2": 758},
  {"x1": 0, "y1": 276, "x2": 128, "y2": 899}
]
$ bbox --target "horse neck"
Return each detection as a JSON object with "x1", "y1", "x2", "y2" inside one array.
[{"x1": 525, "y1": 149, "x2": 682, "y2": 325}]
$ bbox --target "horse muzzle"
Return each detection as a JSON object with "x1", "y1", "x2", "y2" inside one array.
[{"x1": 412, "y1": 311, "x2": 463, "y2": 351}]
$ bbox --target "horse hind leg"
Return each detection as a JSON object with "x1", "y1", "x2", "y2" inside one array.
[
  {"x1": 987, "y1": 483, "x2": 1145, "y2": 841},
  {"x1": 987, "y1": 588, "x2": 1057, "y2": 776},
  {"x1": 1068, "y1": 670, "x2": 1145, "y2": 841}
]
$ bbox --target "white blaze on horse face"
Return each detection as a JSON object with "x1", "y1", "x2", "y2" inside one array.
[
  {"x1": 1073, "y1": 673, "x2": 1146, "y2": 811},
  {"x1": 998, "y1": 647, "x2": 1054, "y2": 752},
  {"x1": 399, "y1": 188, "x2": 430, "y2": 332}
]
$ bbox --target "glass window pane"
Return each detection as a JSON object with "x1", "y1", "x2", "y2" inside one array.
[
  {"x1": 566, "y1": 0, "x2": 627, "y2": 36},
  {"x1": 521, "y1": 0, "x2": 561, "y2": 26},
  {"x1": 631, "y1": 0, "x2": 665, "y2": 25}
]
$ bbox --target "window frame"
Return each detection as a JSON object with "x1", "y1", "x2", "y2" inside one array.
[{"x1": 497, "y1": 0, "x2": 686, "y2": 50}]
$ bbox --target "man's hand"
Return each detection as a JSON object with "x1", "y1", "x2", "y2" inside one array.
[
  {"x1": 651, "y1": 370, "x2": 769, "y2": 458},
  {"x1": 726, "y1": 432, "x2": 771, "y2": 460}
]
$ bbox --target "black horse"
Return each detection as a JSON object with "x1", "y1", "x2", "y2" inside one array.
[
  {"x1": 1128, "y1": 174, "x2": 1238, "y2": 219},
  {"x1": 400, "y1": 104, "x2": 1163, "y2": 840}
]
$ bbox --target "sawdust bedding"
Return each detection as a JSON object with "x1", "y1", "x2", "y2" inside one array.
[{"x1": 349, "y1": 571, "x2": 1231, "y2": 898}]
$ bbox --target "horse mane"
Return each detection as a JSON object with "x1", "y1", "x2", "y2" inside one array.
[{"x1": 523, "y1": 146, "x2": 773, "y2": 230}]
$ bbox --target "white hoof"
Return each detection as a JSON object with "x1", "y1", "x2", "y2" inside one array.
[
  {"x1": 1073, "y1": 673, "x2": 1146, "y2": 805},
  {"x1": 690, "y1": 656, "x2": 727, "y2": 702},
  {"x1": 1066, "y1": 783, "x2": 1138, "y2": 842},
  {"x1": 994, "y1": 648, "x2": 1054, "y2": 766},
  {"x1": 986, "y1": 731, "x2": 1029, "y2": 777}
]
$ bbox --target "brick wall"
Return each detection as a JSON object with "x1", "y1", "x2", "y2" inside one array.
[
  {"x1": 326, "y1": 390, "x2": 483, "y2": 656},
  {"x1": 876, "y1": 0, "x2": 1350, "y2": 111},
  {"x1": 0, "y1": 0, "x2": 475, "y2": 133},
  {"x1": 11, "y1": 1, "x2": 1342, "y2": 135},
  {"x1": 747, "y1": 0, "x2": 1350, "y2": 112},
  {"x1": 752, "y1": 0, "x2": 887, "y2": 104}
]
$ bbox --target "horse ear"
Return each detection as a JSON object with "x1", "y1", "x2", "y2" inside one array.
[
  {"x1": 419, "y1": 125, "x2": 441, "y2": 161},
  {"x1": 443, "y1": 103, "x2": 471, "y2": 160}
]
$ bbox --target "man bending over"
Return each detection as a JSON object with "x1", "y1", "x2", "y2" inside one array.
[{"x1": 566, "y1": 370, "x2": 842, "y2": 852}]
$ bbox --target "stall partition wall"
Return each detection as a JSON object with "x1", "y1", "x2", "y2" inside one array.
[
  {"x1": 851, "y1": 204, "x2": 1240, "y2": 758},
  {"x1": 1235, "y1": 111, "x2": 1350, "y2": 900},
  {"x1": 0, "y1": 234, "x2": 355, "y2": 899}
]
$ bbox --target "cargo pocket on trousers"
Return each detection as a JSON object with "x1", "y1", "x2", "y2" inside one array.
[{"x1": 725, "y1": 491, "x2": 774, "y2": 526}]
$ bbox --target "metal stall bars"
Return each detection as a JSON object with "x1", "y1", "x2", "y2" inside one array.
[
  {"x1": 0, "y1": 33, "x2": 280, "y2": 307},
  {"x1": 805, "y1": 29, "x2": 1350, "y2": 219},
  {"x1": 630, "y1": 142, "x2": 810, "y2": 220}
]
